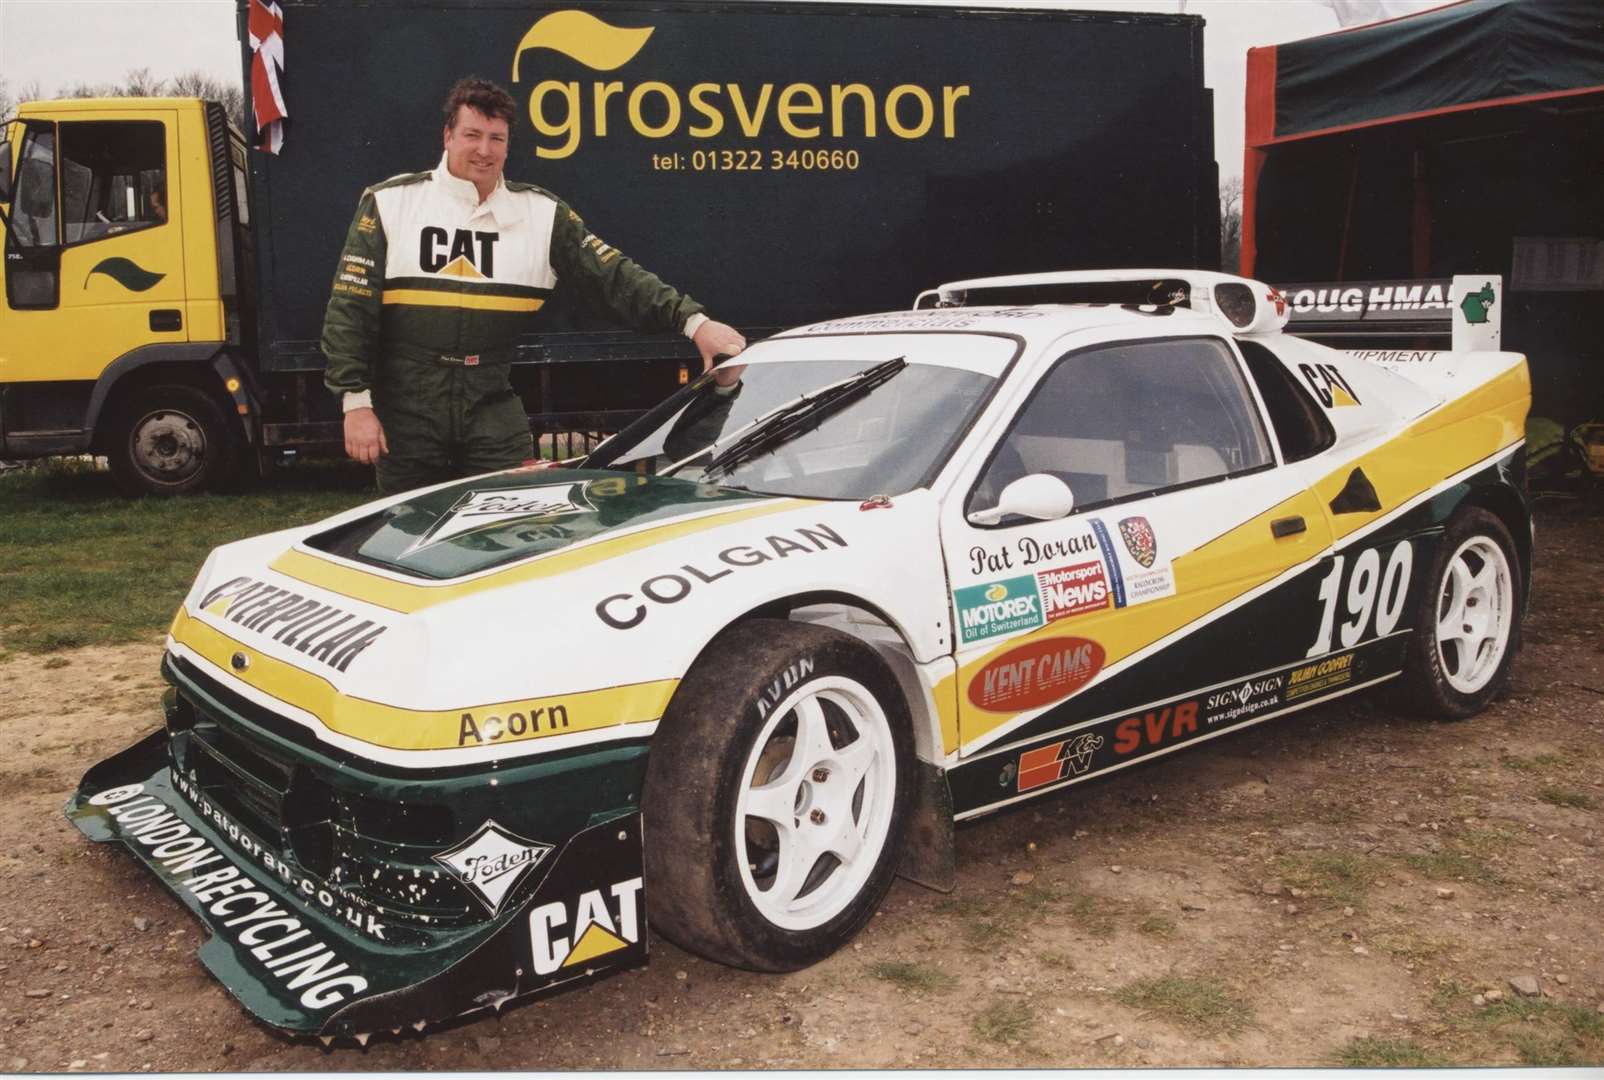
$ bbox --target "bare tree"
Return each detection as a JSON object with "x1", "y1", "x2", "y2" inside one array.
[
  {"x1": 124, "y1": 67, "x2": 165, "y2": 98},
  {"x1": 0, "y1": 77, "x2": 13, "y2": 119},
  {"x1": 168, "y1": 71, "x2": 247, "y2": 133},
  {"x1": 1219, "y1": 175, "x2": 1243, "y2": 274},
  {"x1": 52, "y1": 68, "x2": 247, "y2": 134}
]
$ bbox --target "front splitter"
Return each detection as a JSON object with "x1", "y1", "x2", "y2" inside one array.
[{"x1": 66, "y1": 731, "x2": 647, "y2": 1037}]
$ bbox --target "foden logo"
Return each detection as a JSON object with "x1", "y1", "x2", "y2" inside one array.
[{"x1": 511, "y1": 9, "x2": 972, "y2": 159}]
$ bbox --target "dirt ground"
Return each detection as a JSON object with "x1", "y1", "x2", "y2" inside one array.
[{"x1": 2, "y1": 501, "x2": 1601, "y2": 1072}]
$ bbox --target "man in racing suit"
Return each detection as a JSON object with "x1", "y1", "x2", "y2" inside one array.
[{"x1": 321, "y1": 78, "x2": 745, "y2": 493}]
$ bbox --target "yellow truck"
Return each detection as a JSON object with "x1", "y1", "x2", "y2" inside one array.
[{"x1": 2, "y1": 98, "x2": 259, "y2": 493}]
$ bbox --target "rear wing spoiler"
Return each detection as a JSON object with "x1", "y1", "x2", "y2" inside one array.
[
  {"x1": 913, "y1": 270, "x2": 1504, "y2": 357},
  {"x1": 1274, "y1": 275, "x2": 1503, "y2": 353}
]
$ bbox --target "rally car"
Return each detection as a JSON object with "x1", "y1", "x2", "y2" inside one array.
[{"x1": 68, "y1": 270, "x2": 1531, "y2": 1039}]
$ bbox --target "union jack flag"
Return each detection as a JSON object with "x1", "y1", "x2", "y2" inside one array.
[{"x1": 248, "y1": 0, "x2": 288, "y2": 154}]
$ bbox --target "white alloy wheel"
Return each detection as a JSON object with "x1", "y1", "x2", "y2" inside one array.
[
  {"x1": 1434, "y1": 535, "x2": 1514, "y2": 694},
  {"x1": 733, "y1": 675, "x2": 898, "y2": 932}
]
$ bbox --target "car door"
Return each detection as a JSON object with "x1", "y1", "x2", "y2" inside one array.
[{"x1": 936, "y1": 332, "x2": 1335, "y2": 806}]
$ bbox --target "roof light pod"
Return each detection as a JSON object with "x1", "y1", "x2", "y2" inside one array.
[{"x1": 1210, "y1": 279, "x2": 1290, "y2": 335}]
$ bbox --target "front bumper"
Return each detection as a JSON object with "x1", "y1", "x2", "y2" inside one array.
[{"x1": 66, "y1": 661, "x2": 650, "y2": 1037}]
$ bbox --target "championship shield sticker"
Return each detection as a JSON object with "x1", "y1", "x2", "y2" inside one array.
[{"x1": 1118, "y1": 516, "x2": 1157, "y2": 568}]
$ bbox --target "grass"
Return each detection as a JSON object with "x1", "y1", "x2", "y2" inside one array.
[
  {"x1": 1400, "y1": 850, "x2": 1499, "y2": 884},
  {"x1": 1502, "y1": 752, "x2": 1573, "y2": 772},
  {"x1": 940, "y1": 883, "x2": 1118, "y2": 950},
  {"x1": 1538, "y1": 786, "x2": 1594, "y2": 810},
  {"x1": 971, "y1": 998, "x2": 1034, "y2": 1044},
  {"x1": 1334, "y1": 1036, "x2": 1442, "y2": 1067},
  {"x1": 1457, "y1": 825, "x2": 1515, "y2": 859},
  {"x1": 1512, "y1": 1034, "x2": 1586, "y2": 1067},
  {"x1": 1275, "y1": 851, "x2": 1382, "y2": 907},
  {"x1": 1065, "y1": 893, "x2": 1119, "y2": 939},
  {"x1": 1138, "y1": 913, "x2": 1176, "y2": 939},
  {"x1": 1457, "y1": 995, "x2": 1604, "y2": 1066},
  {"x1": 868, "y1": 961, "x2": 956, "y2": 994},
  {"x1": 1373, "y1": 931, "x2": 1453, "y2": 965},
  {"x1": 0, "y1": 459, "x2": 374, "y2": 653},
  {"x1": 1114, "y1": 975, "x2": 1253, "y2": 1036},
  {"x1": 1430, "y1": 979, "x2": 1472, "y2": 1011}
]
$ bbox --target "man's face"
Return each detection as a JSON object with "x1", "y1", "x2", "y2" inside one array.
[{"x1": 442, "y1": 106, "x2": 510, "y2": 193}]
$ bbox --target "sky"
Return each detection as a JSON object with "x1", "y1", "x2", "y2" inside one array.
[{"x1": 0, "y1": 0, "x2": 1442, "y2": 180}]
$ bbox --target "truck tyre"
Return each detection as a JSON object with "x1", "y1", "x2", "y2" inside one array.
[
  {"x1": 643, "y1": 619, "x2": 913, "y2": 971},
  {"x1": 106, "y1": 384, "x2": 237, "y2": 496},
  {"x1": 1399, "y1": 508, "x2": 1522, "y2": 720}
]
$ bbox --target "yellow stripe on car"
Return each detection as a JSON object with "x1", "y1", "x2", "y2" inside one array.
[
  {"x1": 269, "y1": 499, "x2": 814, "y2": 614},
  {"x1": 171, "y1": 609, "x2": 675, "y2": 752},
  {"x1": 943, "y1": 365, "x2": 1528, "y2": 752},
  {"x1": 1314, "y1": 363, "x2": 1529, "y2": 541}
]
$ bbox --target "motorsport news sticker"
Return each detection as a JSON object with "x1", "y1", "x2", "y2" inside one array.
[
  {"x1": 1037, "y1": 560, "x2": 1112, "y2": 622},
  {"x1": 955, "y1": 575, "x2": 1044, "y2": 645}
]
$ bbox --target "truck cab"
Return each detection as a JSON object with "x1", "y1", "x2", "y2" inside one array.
[{"x1": 1, "y1": 97, "x2": 257, "y2": 493}]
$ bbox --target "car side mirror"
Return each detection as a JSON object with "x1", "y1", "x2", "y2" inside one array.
[{"x1": 967, "y1": 473, "x2": 1076, "y2": 526}]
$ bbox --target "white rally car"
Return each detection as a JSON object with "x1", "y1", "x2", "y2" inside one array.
[{"x1": 69, "y1": 270, "x2": 1531, "y2": 1038}]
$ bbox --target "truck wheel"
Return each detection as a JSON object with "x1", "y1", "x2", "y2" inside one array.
[
  {"x1": 643, "y1": 619, "x2": 913, "y2": 971},
  {"x1": 1399, "y1": 508, "x2": 1522, "y2": 719},
  {"x1": 107, "y1": 384, "x2": 236, "y2": 496}
]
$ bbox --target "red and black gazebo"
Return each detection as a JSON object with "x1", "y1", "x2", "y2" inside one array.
[{"x1": 1243, "y1": 0, "x2": 1604, "y2": 419}]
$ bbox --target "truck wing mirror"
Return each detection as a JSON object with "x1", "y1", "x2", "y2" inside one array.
[{"x1": 967, "y1": 473, "x2": 1076, "y2": 526}]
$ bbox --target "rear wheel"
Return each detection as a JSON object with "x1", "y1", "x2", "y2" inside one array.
[
  {"x1": 643, "y1": 619, "x2": 913, "y2": 971},
  {"x1": 106, "y1": 384, "x2": 237, "y2": 496},
  {"x1": 1400, "y1": 508, "x2": 1522, "y2": 719}
]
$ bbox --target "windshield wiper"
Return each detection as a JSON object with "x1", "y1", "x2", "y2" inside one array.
[{"x1": 693, "y1": 357, "x2": 907, "y2": 481}]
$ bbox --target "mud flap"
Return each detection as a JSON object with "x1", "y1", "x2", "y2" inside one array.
[
  {"x1": 66, "y1": 732, "x2": 647, "y2": 1037},
  {"x1": 897, "y1": 759, "x2": 956, "y2": 893}
]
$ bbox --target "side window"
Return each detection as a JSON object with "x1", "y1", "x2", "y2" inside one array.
[
  {"x1": 6, "y1": 124, "x2": 62, "y2": 309},
  {"x1": 1236, "y1": 340, "x2": 1335, "y2": 463},
  {"x1": 9, "y1": 125, "x2": 58, "y2": 249},
  {"x1": 969, "y1": 337, "x2": 1274, "y2": 517},
  {"x1": 55, "y1": 121, "x2": 166, "y2": 244}
]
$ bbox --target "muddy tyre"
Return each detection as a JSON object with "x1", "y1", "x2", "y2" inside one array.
[
  {"x1": 106, "y1": 384, "x2": 237, "y2": 496},
  {"x1": 1400, "y1": 508, "x2": 1522, "y2": 719},
  {"x1": 643, "y1": 619, "x2": 914, "y2": 971}
]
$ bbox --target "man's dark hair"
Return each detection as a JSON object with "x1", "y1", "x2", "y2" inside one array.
[{"x1": 443, "y1": 77, "x2": 517, "y2": 129}]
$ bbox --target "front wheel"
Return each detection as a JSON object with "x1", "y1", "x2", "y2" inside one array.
[
  {"x1": 1399, "y1": 507, "x2": 1522, "y2": 719},
  {"x1": 643, "y1": 619, "x2": 913, "y2": 971}
]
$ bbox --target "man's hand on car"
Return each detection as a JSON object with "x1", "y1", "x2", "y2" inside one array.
[
  {"x1": 694, "y1": 320, "x2": 747, "y2": 387},
  {"x1": 344, "y1": 407, "x2": 390, "y2": 465}
]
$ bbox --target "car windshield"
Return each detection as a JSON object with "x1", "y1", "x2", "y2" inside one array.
[{"x1": 585, "y1": 332, "x2": 1014, "y2": 499}]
